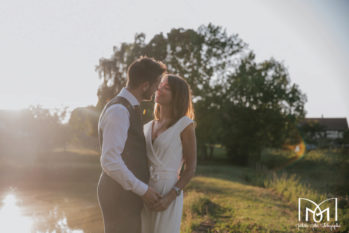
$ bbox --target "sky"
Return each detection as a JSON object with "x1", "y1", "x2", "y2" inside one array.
[{"x1": 1, "y1": 0, "x2": 348, "y2": 119}]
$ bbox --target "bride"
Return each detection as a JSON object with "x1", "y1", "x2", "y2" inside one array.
[{"x1": 141, "y1": 74, "x2": 197, "y2": 233}]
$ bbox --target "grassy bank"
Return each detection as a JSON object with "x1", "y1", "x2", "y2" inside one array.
[{"x1": 180, "y1": 149, "x2": 349, "y2": 232}]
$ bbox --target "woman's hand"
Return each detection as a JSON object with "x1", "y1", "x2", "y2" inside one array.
[{"x1": 152, "y1": 189, "x2": 177, "y2": 212}]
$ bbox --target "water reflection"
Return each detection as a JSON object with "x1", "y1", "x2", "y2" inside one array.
[
  {"x1": 0, "y1": 193, "x2": 84, "y2": 233},
  {"x1": 0, "y1": 194, "x2": 32, "y2": 233}
]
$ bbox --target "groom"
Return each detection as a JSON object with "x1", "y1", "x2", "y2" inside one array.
[{"x1": 97, "y1": 56, "x2": 167, "y2": 233}]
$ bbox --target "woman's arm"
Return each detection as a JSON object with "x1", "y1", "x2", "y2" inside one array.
[
  {"x1": 153, "y1": 122, "x2": 197, "y2": 211},
  {"x1": 175, "y1": 122, "x2": 197, "y2": 190}
]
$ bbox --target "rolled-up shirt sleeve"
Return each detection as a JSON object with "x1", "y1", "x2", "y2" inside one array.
[{"x1": 99, "y1": 104, "x2": 148, "y2": 196}]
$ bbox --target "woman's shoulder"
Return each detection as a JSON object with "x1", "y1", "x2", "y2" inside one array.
[
  {"x1": 176, "y1": 116, "x2": 194, "y2": 132},
  {"x1": 180, "y1": 115, "x2": 194, "y2": 124}
]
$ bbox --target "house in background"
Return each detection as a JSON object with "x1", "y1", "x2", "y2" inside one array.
[
  {"x1": 299, "y1": 116, "x2": 349, "y2": 149},
  {"x1": 302, "y1": 117, "x2": 349, "y2": 139}
]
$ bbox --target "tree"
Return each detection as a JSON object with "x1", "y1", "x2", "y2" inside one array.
[
  {"x1": 95, "y1": 24, "x2": 246, "y2": 159},
  {"x1": 298, "y1": 119, "x2": 327, "y2": 147},
  {"x1": 95, "y1": 24, "x2": 307, "y2": 166},
  {"x1": 95, "y1": 33, "x2": 147, "y2": 110},
  {"x1": 220, "y1": 52, "x2": 307, "y2": 166},
  {"x1": 68, "y1": 105, "x2": 99, "y2": 149},
  {"x1": 26, "y1": 105, "x2": 72, "y2": 155}
]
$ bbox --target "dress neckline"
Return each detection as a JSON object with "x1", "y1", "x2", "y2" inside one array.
[{"x1": 150, "y1": 116, "x2": 186, "y2": 145}]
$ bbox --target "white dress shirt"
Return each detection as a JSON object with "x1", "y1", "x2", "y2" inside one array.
[{"x1": 99, "y1": 87, "x2": 148, "y2": 196}]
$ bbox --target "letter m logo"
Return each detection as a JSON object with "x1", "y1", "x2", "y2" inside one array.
[{"x1": 298, "y1": 198, "x2": 338, "y2": 223}]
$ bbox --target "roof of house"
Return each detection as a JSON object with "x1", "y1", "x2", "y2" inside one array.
[{"x1": 301, "y1": 117, "x2": 348, "y2": 131}]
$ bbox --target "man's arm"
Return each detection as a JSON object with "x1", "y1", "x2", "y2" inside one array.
[{"x1": 99, "y1": 104, "x2": 148, "y2": 196}]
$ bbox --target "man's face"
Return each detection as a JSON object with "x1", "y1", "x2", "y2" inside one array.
[{"x1": 142, "y1": 75, "x2": 163, "y2": 101}]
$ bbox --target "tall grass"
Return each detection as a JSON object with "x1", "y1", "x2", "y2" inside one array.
[
  {"x1": 188, "y1": 148, "x2": 349, "y2": 232},
  {"x1": 249, "y1": 149, "x2": 349, "y2": 232},
  {"x1": 263, "y1": 172, "x2": 326, "y2": 205}
]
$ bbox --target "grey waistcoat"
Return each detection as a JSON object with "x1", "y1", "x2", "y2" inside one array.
[{"x1": 98, "y1": 96, "x2": 149, "y2": 184}]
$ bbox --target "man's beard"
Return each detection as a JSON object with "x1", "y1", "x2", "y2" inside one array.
[{"x1": 142, "y1": 88, "x2": 154, "y2": 101}]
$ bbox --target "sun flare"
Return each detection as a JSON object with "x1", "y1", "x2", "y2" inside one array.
[{"x1": 0, "y1": 194, "x2": 33, "y2": 233}]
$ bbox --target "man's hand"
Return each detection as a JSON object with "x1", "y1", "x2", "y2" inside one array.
[
  {"x1": 152, "y1": 189, "x2": 177, "y2": 212},
  {"x1": 141, "y1": 187, "x2": 161, "y2": 209}
]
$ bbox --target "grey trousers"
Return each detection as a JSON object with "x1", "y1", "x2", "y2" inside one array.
[{"x1": 97, "y1": 172, "x2": 143, "y2": 233}]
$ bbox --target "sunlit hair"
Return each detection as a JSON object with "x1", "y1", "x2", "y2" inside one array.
[
  {"x1": 154, "y1": 74, "x2": 195, "y2": 125},
  {"x1": 126, "y1": 56, "x2": 167, "y2": 89}
]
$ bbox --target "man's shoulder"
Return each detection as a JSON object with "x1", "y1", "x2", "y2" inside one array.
[
  {"x1": 108, "y1": 95, "x2": 134, "y2": 111},
  {"x1": 99, "y1": 104, "x2": 130, "y2": 128},
  {"x1": 104, "y1": 103, "x2": 129, "y2": 117}
]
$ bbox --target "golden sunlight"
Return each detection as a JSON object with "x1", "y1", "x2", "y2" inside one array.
[
  {"x1": 0, "y1": 193, "x2": 85, "y2": 233},
  {"x1": 0, "y1": 194, "x2": 33, "y2": 233}
]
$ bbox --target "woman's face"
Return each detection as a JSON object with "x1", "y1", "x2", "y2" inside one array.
[{"x1": 155, "y1": 76, "x2": 172, "y2": 105}]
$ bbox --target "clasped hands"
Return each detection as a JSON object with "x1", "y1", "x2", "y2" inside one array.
[{"x1": 141, "y1": 186, "x2": 176, "y2": 212}]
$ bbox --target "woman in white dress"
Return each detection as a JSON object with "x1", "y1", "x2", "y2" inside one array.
[{"x1": 141, "y1": 74, "x2": 197, "y2": 233}]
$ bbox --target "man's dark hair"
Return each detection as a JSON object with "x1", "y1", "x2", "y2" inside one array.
[{"x1": 127, "y1": 56, "x2": 167, "y2": 89}]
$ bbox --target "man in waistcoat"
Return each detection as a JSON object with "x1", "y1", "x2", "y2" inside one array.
[{"x1": 97, "y1": 56, "x2": 167, "y2": 233}]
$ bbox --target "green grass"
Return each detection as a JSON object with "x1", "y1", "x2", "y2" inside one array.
[
  {"x1": 181, "y1": 175, "x2": 298, "y2": 232},
  {"x1": 180, "y1": 149, "x2": 349, "y2": 232}
]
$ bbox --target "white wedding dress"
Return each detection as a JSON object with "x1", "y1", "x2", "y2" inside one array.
[{"x1": 141, "y1": 116, "x2": 193, "y2": 233}]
